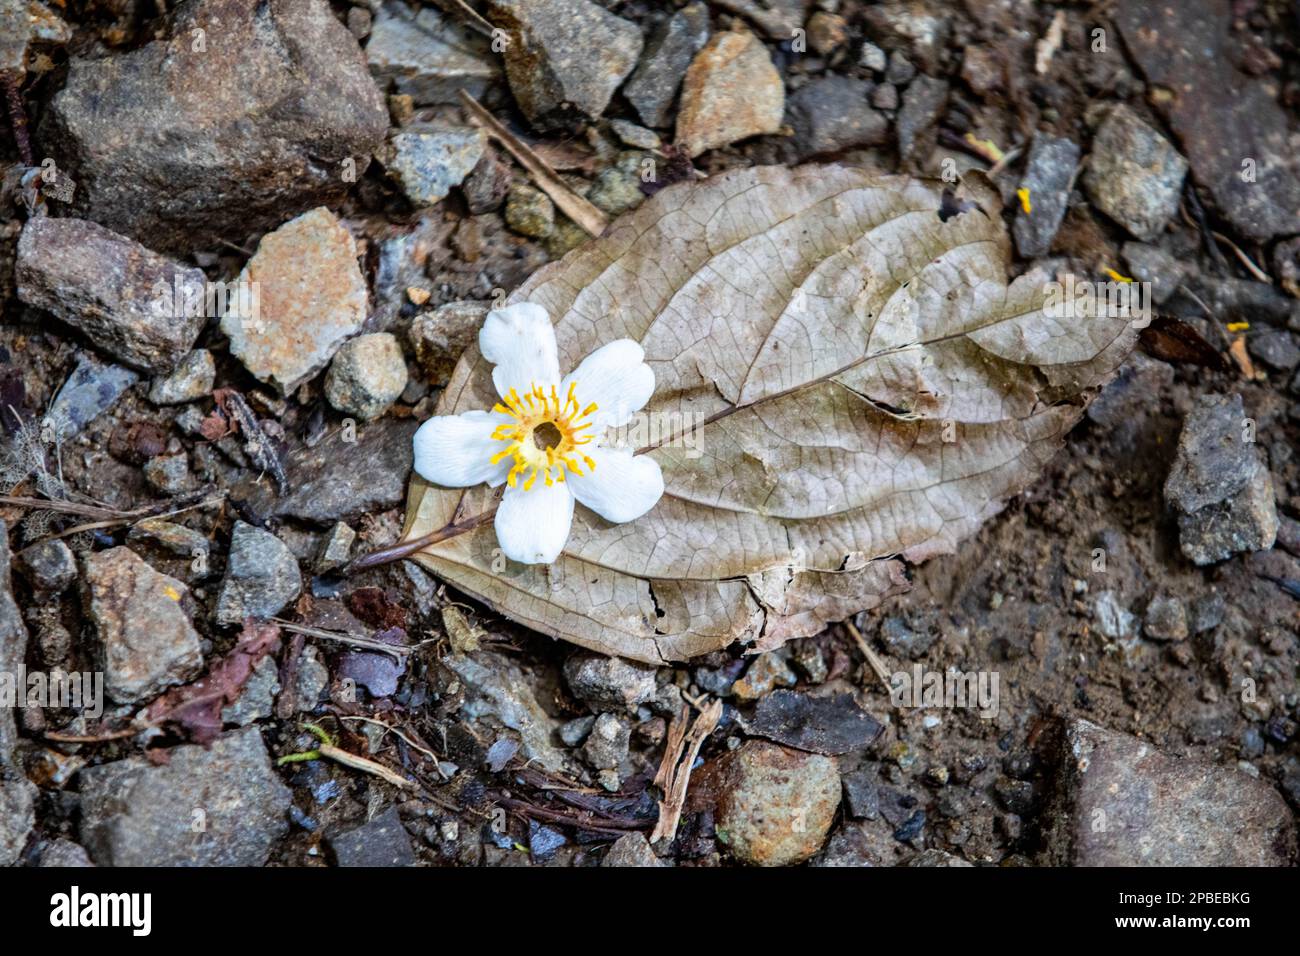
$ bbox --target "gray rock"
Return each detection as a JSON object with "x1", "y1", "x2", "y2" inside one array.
[
  {"x1": 485, "y1": 0, "x2": 642, "y2": 130},
  {"x1": 0, "y1": 522, "x2": 36, "y2": 866},
  {"x1": 623, "y1": 2, "x2": 710, "y2": 128},
  {"x1": 327, "y1": 805, "x2": 416, "y2": 867},
  {"x1": 347, "y1": 5, "x2": 371, "y2": 39},
  {"x1": 1248, "y1": 330, "x2": 1300, "y2": 373},
  {"x1": 295, "y1": 646, "x2": 329, "y2": 711},
  {"x1": 885, "y1": 51, "x2": 917, "y2": 85},
  {"x1": 221, "y1": 655, "x2": 280, "y2": 726},
  {"x1": 79, "y1": 727, "x2": 292, "y2": 866},
  {"x1": 812, "y1": 821, "x2": 896, "y2": 866},
  {"x1": 1190, "y1": 592, "x2": 1226, "y2": 634},
  {"x1": 409, "y1": 301, "x2": 490, "y2": 388},
  {"x1": 1086, "y1": 352, "x2": 1175, "y2": 436},
  {"x1": 143, "y1": 452, "x2": 196, "y2": 497},
  {"x1": 462, "y1": 150, "x2": 513, "y2": 214},
  {"x1": 841, "y1": 768, "x2": 881, "y2": 820},
  {"x1": 39, "y1": 839, "x2": 94, "y2": 867},
  {"x1": 902, "y1": 848, "x2": 973, "y2": 867},
  {"x1": 859, "y1": 42, "x2": 888, "y2": 73},
  {"x1": 1092, "y1": 590, "x2": 1137, "y2": 644},
  {"x1": 16, "y1": 217, "x2": 206, "y2": 373},
  {"x1": 1164, "y1": 393, "x2": 1278, "y2": 565},
  {"x1": 15, "y1": 539, "x2": 77, "y2": 593},
  {"x1": 0, "y1": 0, "x2": 69, "y2": 80},
  {"x1": 365, "y1": 2, "x2": 498, "y2": 105},
  {"x1": 384, "y1": 126, "x2": 486, "y2": 207},
  {"x1": 127, "y1": 519, "x2": 210, "y2": 560},
  {"x1": 732, "y1": 651, "x2": 798, "y2": 700},
  {"x1": 1012, "y1": 133, "x2": 1081, "y2": 257},
  {"x1": 609, "y1": 118, "x2": 661, "y2": 150},
  {"x1": 558, "y1": 715, "x2": 595, "y2": 747},
  {"x1": 581, "y1": 713, "x2": 630, "y2": 770},
  {"x1": 1275, "y1": 236, "x2": 1300, "y2": 299},
  {"x1": 1143, "y1": 595, "x2": 1188, "y2": 642},
  {"x1": 1083, "y1": 105, "x2": 1188, "y2": 242},
  {"x1": 563, "y1": 650, "x2": 657, "y2": 712},
  {"x1": 1115, "y1": 3, "x2": 1300, "y2": 243},
  {"x1": 787, "y1": 75, "x2": 890, "y2": 158},
  {"x1": 324, "y1": 333, "x2": 409, "y2": 422},
  {"x1": 148, "y1": 350, "x2": 215, "y2": 406},
  {"x1": 42, "y1": 356, "x2": 139, "y2": 451},
  {"x1": 870, "y1": 83, "x2": 899, "y2": 111},
  {"x1": 84, "y1": 547, "x2": 204, "y2": 704},
  {"x1": 1278, "y1": 514, "x2": 1300, "y2": 559},
  {"x1": 862, "y1": 1, "x2": 952, "y2": 72},
  {"x1": 602, "y1": 832, "x2": 664, "y2": 867},
  {"x1": 1121, "y1": 242, "x2": 1187, "y2": 305},
  {"x1": 895, "y1": 75, "x2": 948, "y2": 161},
  {"x1": 878, "y1": 614, "x2": 937, "y2": 660},
  {"x1": 39, "y1": 0, "x2": 388, "y2": 253},
  {"x1": 234, "y1": 417, "x2": 417, "y2": 524},
  {"x1": 446, "y1": 651, "x2": 570, "y2": 773},
  {"x1": 315, "y1": 522, "x2": 356, "y2": 573},
  {"x1": 791, "y1": 643, "x2": 828, "y2": 683},
  {"x1": 220, "y1": 207, "x2": 369, "y2": 395},
  {"x1": 215, "y1": 522, "x2": 302, "y2": 625},
  {"x1": 1044, "y1": 718, "x2": 1296, "y2": 866}
]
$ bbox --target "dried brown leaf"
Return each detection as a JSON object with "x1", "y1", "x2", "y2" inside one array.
[{"x1": 402, "y1": 166, "x2": 1136, "y2": 662}]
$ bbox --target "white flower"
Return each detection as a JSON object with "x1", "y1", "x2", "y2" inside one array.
[{"x1": 412, "y1": 303, "x2": 664, "y2": 565}]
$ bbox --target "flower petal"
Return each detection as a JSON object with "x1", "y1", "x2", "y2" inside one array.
[
  {"x1": 568, "y1": 445, "x2": 664, "y2": 524},
  {"x1": 412, "y1": 410, "x2": 512, "y2": 488},
  {"x1": 494, "y1": 481, "x2": 575, "y2": 565},
  {"x1": 479, "y1": 302, "x2": 561, "y2": 399},
  {"x1": 561, "y1": 339, "x2": 655, "y2": 430}
]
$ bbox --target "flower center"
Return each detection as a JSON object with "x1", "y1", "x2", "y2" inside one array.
[
  {"x1": 532, "y1": 421, "x2": 563, "y2": 451},
  {"x1": 489, "y1": 382, "x2": 598, "y2": 491}
]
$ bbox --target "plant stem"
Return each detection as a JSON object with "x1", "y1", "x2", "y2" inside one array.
[{"x1": 346, "y1": 507, "x2": 497, "y2": 572}]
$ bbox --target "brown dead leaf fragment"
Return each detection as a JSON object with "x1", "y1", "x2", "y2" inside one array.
[
  {"x1": 1138, "y1": 316, "x2": 1230, "y2": 372},
  {"x1": 143, "y1": 619, "x2": 282, "y2": 745},
  {"x1": 346, "y1": 586, "x2": 409, "y2": 631},
  {"x1": 651, "y1": 699, "x2": 722, "y2": 844},
  {"x1": 213, "y1": 387, "x2": 289, "y2": 494},
  {"x1": 746, "y1": 689, "x2": 883, "y2": 755},
  {"x1": 401, "y1": 165, "x2": 1137, "y2": 662}
]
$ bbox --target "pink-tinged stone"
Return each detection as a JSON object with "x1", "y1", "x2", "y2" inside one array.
[{"x1": 221, "y1": 207, "x2": 368, "y2": 394}]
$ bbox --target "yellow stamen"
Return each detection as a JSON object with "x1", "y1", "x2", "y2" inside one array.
[{"x1": 486, "y1": 378, "x2": 599, "y2": 492}]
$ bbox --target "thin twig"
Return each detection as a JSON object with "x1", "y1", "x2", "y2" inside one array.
[
  {"x1": 339, "y1": 715, "x2": 450, "y2": 780},
  {"x1": 459, "y1": 90, "x2": 609, "y2": 237},
  {"x1": 44, "y1": 726, "x2": 142, "y2": 743},
  {"x1": 271, "y1": 619, "x2": 415, "y2": 659},
  {"x1": 1211, "y1": 230, "x2": 1271, "y2": 284},
  {"x1": 844, "y1": 618, "x2": 893, "y2": 690},
  {"x1": 317, "y1": 743, "x2": 418, "y2": 790}
]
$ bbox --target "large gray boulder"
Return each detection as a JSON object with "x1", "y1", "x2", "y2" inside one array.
[{"x1": 39, "y1": 0, "x2": 388, "y2": 252}]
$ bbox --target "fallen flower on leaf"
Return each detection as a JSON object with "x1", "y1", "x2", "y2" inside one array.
[{"x1": 411, "y1": 303, "x2": 664, "y2": 564}]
